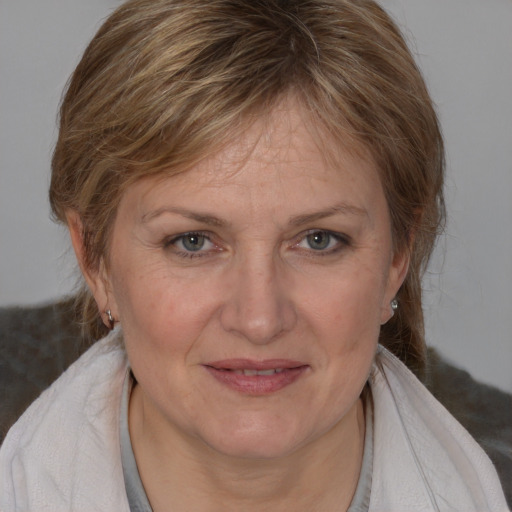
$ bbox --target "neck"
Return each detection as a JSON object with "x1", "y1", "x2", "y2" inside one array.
[{"x1": 129, "y1": 384, "x2": 365, "y2": 512}]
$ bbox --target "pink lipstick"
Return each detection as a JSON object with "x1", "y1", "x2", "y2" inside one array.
[{"x1": 203, "y1": 359, "x2": 309, "y2": 394}]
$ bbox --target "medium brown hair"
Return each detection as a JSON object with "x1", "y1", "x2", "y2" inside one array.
[{"x1": 50, "y1": 0, "x2": 445, "y2": 374}]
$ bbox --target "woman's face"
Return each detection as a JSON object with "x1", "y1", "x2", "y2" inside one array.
[{"x1": 90, "y1": 100, "x2": 407, "y2": 459}]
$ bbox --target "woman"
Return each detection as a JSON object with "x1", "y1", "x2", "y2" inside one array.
[{"x1": 0, "y1": 0, "x2": 508, "y2": 510}]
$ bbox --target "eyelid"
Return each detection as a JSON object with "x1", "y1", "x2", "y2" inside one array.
[
  {"x1": 166, "y1": 231, "x2": 207, "y2": 245},
  {"x1": 291, "y1": 229, "x2": 351, "y2": 254},
  {"x1": 162, "y1": 228, "x2": 350, "y2": 261},
  {"x1": 164, "y1": 230, "x2": 222, "y2": 259}
]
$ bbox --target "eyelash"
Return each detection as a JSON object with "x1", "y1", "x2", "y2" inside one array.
[
  {"x1": 164, "y1": 231, "x2": 218, "y2": 259},
  {"x1": 293, "y1": 229, "x2": 351, "y2": 257},
  {"x1": 163, "y1": 229, "x2": 351, "y2": 260}
]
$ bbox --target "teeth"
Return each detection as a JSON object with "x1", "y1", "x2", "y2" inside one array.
[
  {"x1": 252, "y1": 369, "x2": 275, "y2": 376},
  {"x1": 232, "y1": 368, "x2": 284, "y2": 376}
]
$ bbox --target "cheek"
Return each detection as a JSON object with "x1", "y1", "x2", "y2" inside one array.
[
  {"x1": 108, "y1": 254, "x2": 171, "y2": 336},
  {"x1": 300, "y1": 259, "x2": 388, "y2": 340},
  {"x1": 110, "y1": 252, "x2": 224, "y2": 362},
  {"x1": 313, "y1": 268, "x2": 384, "y2": 376}
]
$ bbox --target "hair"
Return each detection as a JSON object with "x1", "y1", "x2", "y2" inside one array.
[{"x1": 50, "y1": 0, "x2": 445, "y2": 375}]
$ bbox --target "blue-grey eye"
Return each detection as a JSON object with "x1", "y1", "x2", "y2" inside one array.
[
  {"x1": 181, "y1": 233, "x2": 206, "y2": 251},
  {"x1": 306, "y1": 231, "x2": 333, "y2": 250}
]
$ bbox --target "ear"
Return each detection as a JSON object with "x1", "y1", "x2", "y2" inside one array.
[
  {"x1": 380, "y1": 247, "x2": 410, "y2": 325},
  {"x1": 66, "y1": 211, "x2": 117, "y2": 327}
]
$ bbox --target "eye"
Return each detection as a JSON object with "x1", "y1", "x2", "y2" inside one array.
[
  {"x1": 295, "y1": 230, "x2": 349, "y2": 254},
  {"x1": 177, "y1": 233, "x2": 210, "y2": 252},
  {"x1": 165, "y1": 231, "x2": 218, "y2": 258},
  {"x1": 305, "y1": 231, "x2": 334, "y2": 250}
]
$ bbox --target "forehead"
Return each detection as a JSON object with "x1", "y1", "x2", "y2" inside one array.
[
  {"x1": 155, "y1": 98, "x2": 377, "y2": 189},
  {"x1": 123, "y1": 97, "x2": 386, "y2": 226}
]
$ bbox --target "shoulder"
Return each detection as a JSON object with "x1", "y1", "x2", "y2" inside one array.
[
  {"x1": 369, "y1": 347, "x2": 509, "y2": 511},
  {"x1": 0, "y1": 329, "x2": 130, "y2": 511}
]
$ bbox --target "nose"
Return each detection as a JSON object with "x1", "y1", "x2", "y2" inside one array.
[{"x1": 220, "y1": 253, "x2": 297, "y2": 345}]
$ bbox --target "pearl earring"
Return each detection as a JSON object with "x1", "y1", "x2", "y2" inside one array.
[{"x1": 105, "y1": 309, "x2": 115, "y2": 330}]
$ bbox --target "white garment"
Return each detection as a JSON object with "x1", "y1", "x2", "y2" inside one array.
[{"x1": 0, "y1": 330, "x2": 508, "y2": 511}]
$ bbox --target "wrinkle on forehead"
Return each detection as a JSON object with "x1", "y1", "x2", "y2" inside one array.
[
  {"x1": 131, "y1": 95, "x2": 382, "y2": 235},
  {"x1": 173, "y1": 96, "x2": 376, "y2": 189}
]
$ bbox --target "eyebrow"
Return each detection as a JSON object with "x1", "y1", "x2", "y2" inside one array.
[
  {"x1": 141, "y1": 202, "x2": 367, "y2": 228},
  {"x1": 141, "y1": 207, "x2": 227, "y2": 227},
  {"x1": 288, "y1": 202, "x2": 368, "y2": 227}
]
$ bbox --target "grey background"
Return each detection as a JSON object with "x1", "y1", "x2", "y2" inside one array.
[{"x1": 1, "y1": 0, "x2": 511, "y2": 392}]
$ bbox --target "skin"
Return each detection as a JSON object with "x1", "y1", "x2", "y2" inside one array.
[{"x1": 69, "y1": 98, "x2": 408, "y2": 511}]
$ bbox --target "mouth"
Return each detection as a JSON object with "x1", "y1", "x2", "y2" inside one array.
[
  {"x1": 203, "y1": 359, "x2": 309, "y2": 395},
  {"x1": 224, "y1": 368, "x2": 286, "y2": 376}
]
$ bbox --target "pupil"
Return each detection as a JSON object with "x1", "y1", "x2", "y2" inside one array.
[
  {"x1": 183, "y1": 234, "x2": 204, "y2": 251},
  {"x1": 308, "y1": 231, "x2": 330, "y2": 250}
]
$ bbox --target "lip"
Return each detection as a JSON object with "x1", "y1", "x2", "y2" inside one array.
[{"x1": 203, "y1": 359, "x2": 309, "y2": 395}]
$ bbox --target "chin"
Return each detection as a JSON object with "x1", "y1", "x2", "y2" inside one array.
[
  {"x1": 209, "y1": 436, "x2": 299, "y2": 460},
  {"x1": 201, "y1": 416, "x2": 307, "y2": 460}
]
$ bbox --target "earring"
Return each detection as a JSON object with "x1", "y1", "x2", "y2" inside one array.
[
  {"x1": 105, "y1": 309, "x2": 115, "y2": 330},
  {"x1": 390, "y1": 298, "x2": 398, "y2": 315}
]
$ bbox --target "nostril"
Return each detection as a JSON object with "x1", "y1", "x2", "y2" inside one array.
[{"x1": 219, "y1": 299, "x2": 293, "y2": 344}]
